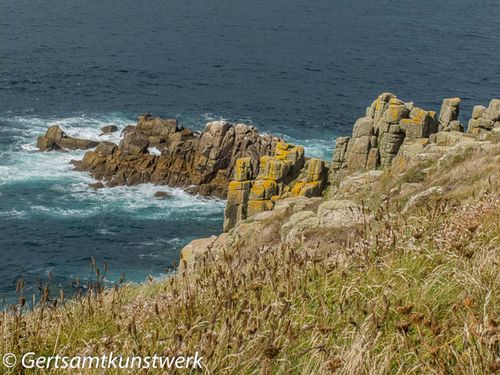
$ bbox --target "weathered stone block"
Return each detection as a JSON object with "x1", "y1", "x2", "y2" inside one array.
[
  {"x1": 249, "y1": 179, "x2": 279, "y2": 200},
  {"x1": 257, "y1": 156, "x2": 290, "y2": 181},
  {"x1": 439, "y1": 97, "x2": 460, "y2": 127},
  {"x1": 347, "y1": 136, "x2": 371, "y2": 170},
  {"x1": 301, "y1": 158, "x2": 327, "y2": 182},
  {"x1": 379, "y1": 133, "x2": 404, "y2": 166},
  {"x1": 352, "y1": 117, "x2": 374, "y2": 137},
  {"x1": 472, "y1": 105, "x2": 486, "y2": 120},
  {"x1": 383, "y1": 104, "x2": 410, "y2": 124},
  {"x1": 331, "y1": 136, "x2": 350, "y2": 170},
  {"x1": 227, "y1": 180, "x2": 253, "y2": 204},
  {"x1": 366, "y1": 148, "x2": 379, "y2": 170}
]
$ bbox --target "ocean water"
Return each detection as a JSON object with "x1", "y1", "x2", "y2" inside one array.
[{"x1": 1, "y1": 0, "x2": 499, "y2": 303}]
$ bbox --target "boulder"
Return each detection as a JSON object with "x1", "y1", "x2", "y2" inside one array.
[
  {"x1": 467, "y1": 99, "x2": 500, "y2": 134},
  {"x1": 317, "y1": 200, "x2": 364, "y2": 229},
  {"x1": 379, "y1": 133, "x2": 404, "y2": 167},
  {"x1": 121, "y1": 125, "x2": 136, "y2": 135},
  {"x1": 136, "y1": 113, "x2": 178, "y2": 136},
  {"x1": 179, "y1": 236, "x2": 218, "y2": 271},
  {"x1": 119, "y1": 132, "x2": 149, "y2": 155},
  {"x1": 331, "y1": 136, "x2": 350, "y2": 170},
  {"x1": 347, "y1": 136, "x2": 371, "y2": 170},
  {"x1": 483, "y1": 99, "x2": 500, "y2": 122},
  {"x1": 37, "y1": 125, "x2": 99, "y2": 151},
  {"x1": 100, "y1": 125, "x2": 118, "y2": 135},
  {"x1": 438, "y1": 97, "x2": 461, "y2": 129},
  {"x1": 352, "y1": 117, "x2": 374, "y2": 137},
  {"x1": 472, "y1": 105, "x2": 486, "y2": 120},
  {"x1": 402, "y1": 186, "x2": 444, "y2": 214},
  {"x1": 281, "y1": 211, "x2": 320, "y2": 242}
]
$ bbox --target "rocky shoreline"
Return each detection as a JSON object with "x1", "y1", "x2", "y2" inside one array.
[{"x1": 36, "y1": 93, "x2": 500, "y2": 268}]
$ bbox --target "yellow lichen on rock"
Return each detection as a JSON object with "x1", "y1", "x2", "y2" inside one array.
[
  {"x1": 233, "y1": 157, "x2": 253, "y2": 181},
  {"x1": 291, "y1": 182, "x2": 306, "y2": 196},
  {"x1": 299, "y1": 181, "x2": 323, "y2": 197},
  {"x1": 227, "y1": 180, "x2": 253, "y2": 204},
  {"x1": 249, "y1": 179, "x2": 278, "y2": 200},
  {"x1": 224, "y1": 143, "x2": 328, "y2": 231},
  {"x1": 301, "y1": 158, "x2": 327, "y2": 182},
  {"x1": 257, "y1": 156, "x2": 290, "y2": 181},
  {"x1": 247, "y1": 199, "x2": 274, "y2": 217},
  {"x1": 400, "y1": 118, "x2": 422, "y2": 126},
  {"x1": 275, "y1": 142, "x2": 305, "y2": 166}
]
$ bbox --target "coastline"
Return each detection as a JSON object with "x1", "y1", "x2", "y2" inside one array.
[{"x1": 1, "y1": 92, "x2": 499, "y2": 373}]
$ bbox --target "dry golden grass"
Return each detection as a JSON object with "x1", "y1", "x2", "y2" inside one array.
[{"x1": 1, "y1": 192, "x2": 499, "y2": 374}]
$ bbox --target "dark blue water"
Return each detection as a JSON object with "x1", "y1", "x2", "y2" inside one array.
[{"x1": 1, "y1": 0, "x2": 499, "y2": 303}]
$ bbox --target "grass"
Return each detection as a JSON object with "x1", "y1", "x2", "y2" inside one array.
[{"x1": 1, "y1": 192, "x2": 499, "y2": 374}]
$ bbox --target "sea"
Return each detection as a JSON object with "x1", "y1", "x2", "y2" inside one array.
[{"x1": 0, "y1": 0, "x2": 499, "y2": 304}]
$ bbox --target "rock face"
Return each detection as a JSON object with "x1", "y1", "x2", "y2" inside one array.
[
  {"x1": 468, "y1": 99, "x2": 500, "y2": 134},
  {"x1": 223, "y1": 141, "x2": 329, "y2": 231},
  {"x1": 72, "y1": 114, "x2": 281, "y2": 198},
  {"x1": 37, "y1": 125, "x2": 99, "y2": 151}
]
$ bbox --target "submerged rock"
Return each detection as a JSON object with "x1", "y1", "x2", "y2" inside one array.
[
  {"x1": 154, "y1": 191, "x2": 170, "y2": 199},
  {"x1": 89, "y1": 182, "x2": 105, "y2": 189}
]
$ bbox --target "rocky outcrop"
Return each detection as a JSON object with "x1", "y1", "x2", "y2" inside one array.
[
  {"x1": 328, "y1": 94, "x2": 500, "y2": 182},
  {"x1": 72, "y1": 114, "x2": 281, "y2": 198},
  {"x1": 330, "y1": 93, "x2": 441, "y2": 177},
  {"x1": 223, "y1": 142, "x2": 329, "y2": 231},
  {"x1": 37, "y1": 125, "x2": 99, "y2": 151},
  {"x1": 468, "y1": 99, "x2": 500, "y2": 134}
]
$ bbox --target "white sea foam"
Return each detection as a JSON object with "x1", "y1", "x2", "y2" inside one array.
[
  {"x1": 0, "y1": 209, "x2": 27, "y2": 219},
  {"x1": 281, "y1": 135, "x2": 334, "y2": 160},
  {"x1": 20, "y1": 143, "x2": 39, "y2": 152},
  {"x1": 43, "y1": 182, "x2": 225, "y2": 220},
  {"x1": 148, "y1": 147, "x2": 161, "y2": 155},
  {"x1": 0, "y1": 114, "x2": 133, "y2": 186}
]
